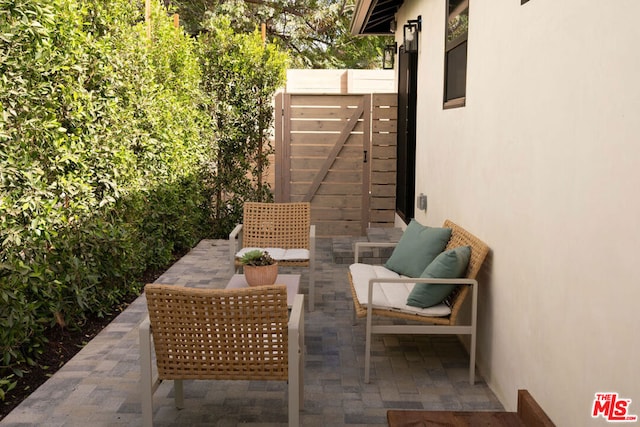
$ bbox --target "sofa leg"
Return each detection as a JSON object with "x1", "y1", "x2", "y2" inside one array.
[
  {"x1": 469, "y1": 333, "x2": 476, "y2": 385},
  {"x1": 364, "y1": 317, "x2": 372, "y2": 384},
  {"x1": 174, "y1": 380, "x2": 184, "y2": 409}
]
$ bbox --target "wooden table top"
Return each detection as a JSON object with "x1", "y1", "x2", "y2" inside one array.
[
  {"x1": 226, "y1": 274, "x2": 300, "y2": 307},
  {"x1": 387, "y1": 409, "x2": 525, "y2": 427}
]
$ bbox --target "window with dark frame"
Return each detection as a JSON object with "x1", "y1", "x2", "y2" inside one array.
[{"x1": 444, "y1": 0, "x2": 469, "y2": 108}]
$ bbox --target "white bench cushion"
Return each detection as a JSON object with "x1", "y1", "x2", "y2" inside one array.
[
  {"x1": 236, "y1": 247, "x2": 310, "y2": 262},
  {"x1": 349, "y1": 263, "x2": 451, "y2": 317}
]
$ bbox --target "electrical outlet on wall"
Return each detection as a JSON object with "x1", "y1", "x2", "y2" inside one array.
[{"x1": 417, "y1": 193, "x2": 427, "y2": 211}]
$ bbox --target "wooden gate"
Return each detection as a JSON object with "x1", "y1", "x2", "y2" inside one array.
[{"x1": 275, "y1": 93, "x2": 397, "y2": 237}]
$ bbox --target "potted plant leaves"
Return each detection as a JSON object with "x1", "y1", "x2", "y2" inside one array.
[{"x1": 239, "y1": 250, "x2": 278, "y2": 286}]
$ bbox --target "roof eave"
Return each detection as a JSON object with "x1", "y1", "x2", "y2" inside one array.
[
  {"x1": 350, "y1": 0, "x2": 404, "y2": 36},
  {"x1": 350, "y1": 0, "x2": 374, "y2": 35}
]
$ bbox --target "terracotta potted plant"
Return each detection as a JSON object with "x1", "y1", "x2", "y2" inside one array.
[{"x1": 239, "y1": 250, "x2": 278, "y2": 287}]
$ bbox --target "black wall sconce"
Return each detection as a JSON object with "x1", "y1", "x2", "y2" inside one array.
[
  {"x1": 403, "y1": 15, "x2": 422, "y2": 53},
  {"x1": 382, "y1": 43, "x2": 397, "y2": 69}
]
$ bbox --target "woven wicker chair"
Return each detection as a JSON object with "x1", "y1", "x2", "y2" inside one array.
[
  {"x1": 348, "y1": 220, "x2": 489, "y2": 384},
  {"x1": 230, "y1": 202, "x2": 316, "y2": 310},
  {"x1": 140, "y1": 284, "x2": 304, "y2": 427}
]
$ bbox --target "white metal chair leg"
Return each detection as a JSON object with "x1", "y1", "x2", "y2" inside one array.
[
  {"x1": 469, "y1": 334, "x2": 476, "y2": 385},
  {"x1": 296, "y1": 330, "x2": 305, "y2": 417},
  {"x1": 288, "y1": 365, "x2": 299, "y2": 427},
  {"x1": 139, "y1": 318, "x2": 154, "y2": 427},
  {"x1": 299, "y1": 299, "x2": 305, "y2": 411},
  {"x1": 364, "y1": 280, "x2": 375, "y2": 384},
  {"x1": 308, "y1": 225, "x2": 316, "y2": 311},
  {"x1": 288, "y1": 295, "x2": 304, "y2": 427},
  {"x1": 469, "y1": 282, "x2": 478, "y2": 385},
  {"x1": 364, "y1": 313, "x2": 373, "y2": 384},
  {"x1": 174, "y1": 380, "x2": 184, "y2": 409},
  {"x1": 308, "y1": 274, "x2": 315, "y2": 312}
]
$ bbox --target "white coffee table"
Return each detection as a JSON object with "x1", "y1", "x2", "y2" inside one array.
[{"x1": 226, "y1": 274, "x2": 301, "y2": 307}]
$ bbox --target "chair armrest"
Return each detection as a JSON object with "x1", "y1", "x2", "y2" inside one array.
[
  {"x1": 288, "y1": 294, "x2": 304, "y2": 332},
  {"x1": 139, "y1": 316, "x2": 151, "y2": 339},
  {"x1": 354, "y1": 241, "x2": 398, "y2": 263},
  {"x1": 288, "y1": 294, "x2": 305, "y2": 371},
  {"x1": 368, "y1": 277, "x2": 477, "y2": 287},
  {"x1": 139, "y1": 315, "x2": 159, "y2": 411},
  {"x1": 367, "y1": 277, "x2": 478, "y2": 333},
  {"x1": 229, "y1": 223, "x2": 243, "y2": 241},
  {"x1": 229, "y1": 224, "x2": 243, "y2": 265},
  {"x1": 139, "y1": 316, "x2": 152, "y2": 374}
]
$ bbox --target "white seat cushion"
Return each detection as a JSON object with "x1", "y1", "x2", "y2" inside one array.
[
  {"x1": 349, "y1": 263, "x2": 451, "y2": 317},
  {"x1": 236, "y1": 247, "x2": 310, "y2": 262}
]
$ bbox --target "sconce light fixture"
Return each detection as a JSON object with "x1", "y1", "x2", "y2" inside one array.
[
  {"x1": 403, "y1": 15, "x2": 422, "y2": 53},
  {"x1": 382, "y1": 43, "x2": 397, "y2": 69}
]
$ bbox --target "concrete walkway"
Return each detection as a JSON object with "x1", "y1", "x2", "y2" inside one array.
[{"x1": 1, "y1": 237, "x2": 502, "y2": 426}]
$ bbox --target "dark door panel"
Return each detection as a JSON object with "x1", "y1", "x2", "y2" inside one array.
[{"x1": 396, "y1": 47, "x2": 418, "y2": 223}]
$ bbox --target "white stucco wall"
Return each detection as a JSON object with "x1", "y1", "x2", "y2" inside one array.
[{"x1": 395, "y1": 1, "x2": 640, "y2": 425}]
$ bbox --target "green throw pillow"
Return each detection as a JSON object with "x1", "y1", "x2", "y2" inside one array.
[
  {"x1": 384, "y1": 220, "x2": 452, "y2": 278},
  {"x1": 406, "y1": 245, "x2": 471, "y2": 308}
]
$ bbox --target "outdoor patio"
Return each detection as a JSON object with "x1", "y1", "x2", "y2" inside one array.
[{"x1": 0, "y1": 235, "x2": 503, "y2": 427}]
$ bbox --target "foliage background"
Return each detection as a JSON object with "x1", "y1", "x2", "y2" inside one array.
[
  {"x1": 0, "y1": 0, "x2": 378, "y2": 406},
  {"x1": 171, "y1": 0, "x2": 388, "y2": 69},
  {"x1": 199, "y1": 15, "x2": 287, "y2": 237},
  {"x1": 0, "y1": 0, "x2": 215, "y2": 399}
]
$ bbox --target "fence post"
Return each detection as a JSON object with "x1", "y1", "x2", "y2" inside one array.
[{"x1": 362, "y1": 94, "x2": 372, "y2": 235}]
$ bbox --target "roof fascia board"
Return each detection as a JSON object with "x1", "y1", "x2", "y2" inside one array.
[{"x1": 350, "y1": 0, "x2": 376, "y2": 35}]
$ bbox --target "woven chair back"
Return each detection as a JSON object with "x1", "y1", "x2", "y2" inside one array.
[
  {"x1": 145, "y1": 284, "x2": 289, "y2": 381},
  {"x1": 442, "y1": 220, "x2": 489, "y2": 324},
  {"x1": 242, "y1": 202, "x2": 310, "y2": 249},
  {"x1": 443, "y1": 219, "x2": 489, "y2": 280}
]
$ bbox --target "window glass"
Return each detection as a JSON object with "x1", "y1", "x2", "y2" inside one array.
[
  {"x1": 444, "y1": 0, "x2": 469, "y2": 107},
  {"x1": 445, "y1": 42, "x2": 467, "y2": 100},
  {"x1": 447, "y1": 0, "x2": 469, "y2": 44}
]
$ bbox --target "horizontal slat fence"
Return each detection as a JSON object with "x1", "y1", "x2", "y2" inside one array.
[
  {"x1": 275, "y1": 92, "x2": 397, "y2": 236},
  {"x1": 370, "y1": 94, "x2": 397, "y2": 227}
]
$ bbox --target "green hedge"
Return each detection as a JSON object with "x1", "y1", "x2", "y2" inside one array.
[
  {"x1": 0, "y1": 0, "x2": 214, "y2": 397},
  {"x1": 199, "y1": 16, "x2": 287, "y2": 237}
]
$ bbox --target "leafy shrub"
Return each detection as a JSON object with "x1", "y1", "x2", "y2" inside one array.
[
  {"x1": 199, "y1": 16, "x2": 287, "y2": 237},
  {"x1": 0, "y1": 0, "x2": 288, "y2": 404},
  {"x1": 0, "y1": 0, "x2": 214, "y2": 398}
]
